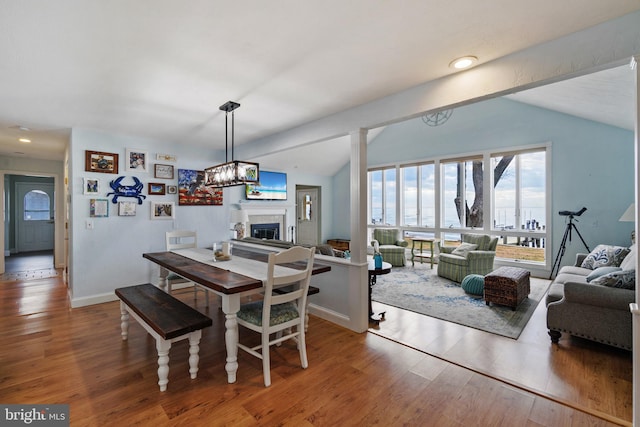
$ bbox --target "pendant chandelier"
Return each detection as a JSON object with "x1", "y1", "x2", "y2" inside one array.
[{"x1": 204, "y1": 101, "x2": 260, "y2": 188}]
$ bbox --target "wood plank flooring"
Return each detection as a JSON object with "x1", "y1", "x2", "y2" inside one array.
[
  {"x1": 0, "y1": 273, "x2": 631, "y2": 426},
  {"x1": 370, "y1": 281, "x2": 633, "y2": 425}
]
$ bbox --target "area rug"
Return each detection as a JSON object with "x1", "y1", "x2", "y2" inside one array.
[{"x1": 371, "y1": 264, "x2": 550, "y2": 339}]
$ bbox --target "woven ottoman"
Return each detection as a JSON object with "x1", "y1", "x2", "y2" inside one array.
[{"x1": 484, "y1": 266, "x2": 530, "y2": 310}]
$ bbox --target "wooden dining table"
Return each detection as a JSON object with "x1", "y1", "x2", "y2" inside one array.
[{"x1": 142, "y1": 246, "x2": 330, "y2": 383}]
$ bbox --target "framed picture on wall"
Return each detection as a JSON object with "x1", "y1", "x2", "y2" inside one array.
[
  {"x1": 151, "y1": 201, "x2": 175, "y2": 219},
  {"x1": 118, "y1": 201, "x2": 137, "y2": 216},
  {"x1": 148, "y1": 182, "x2": 166, "y2": 195},
  {"x1": 89, "y1": 199, "x2": 109, "y2": 217},
  {"x1": 126, "y1": 149, "x2": 148, "y2": 172},
  {"x1": 167, "y1": 185, "x2": 178, "y2": 194},
  {"x1": 83, "y1": 178, "x2": 99, "y2": 195},
  {"x1": 154, "y1": 164, "x2": 174, "y2": 179},
  {"x1": 85, "y1": 151, "x2": 119, "y2": 174},
  {"x1": 177, "y1": 169, "x2": 223, "y2": 206},
  {"x1": 156, "y1": 153, "x2": 177, "y2": 162}
]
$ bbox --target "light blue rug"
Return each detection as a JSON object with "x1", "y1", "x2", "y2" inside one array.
[{"x1": 371, "y1": 264, "x2": 550, "y2": 339}]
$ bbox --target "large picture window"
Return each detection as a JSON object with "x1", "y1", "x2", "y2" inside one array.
[
  {"x1": 441, "y1": 158, "x2": 481, "y2": 229},
  {"x1": 491, "y1": 149, "x2": 546, "y2": 261},
  {"x1": 368, "y1": 146, "x2": 548, "y2": 266},
  {"x1": 369, "y1": 167, "x2": 397, "y2": 225}
]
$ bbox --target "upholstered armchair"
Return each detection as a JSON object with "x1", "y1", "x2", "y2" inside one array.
[
  {"x1": 371, "y1": 228, "x2": 409, "y2": 267},
  {"x1": 437, "y1": 233, "x2": 498, "y2": 282}
]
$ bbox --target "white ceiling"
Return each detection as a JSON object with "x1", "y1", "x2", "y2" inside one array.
[
  {"x1": 0, "y1": 1, "x2": 638, "y2": 175},
  {"x1": 506, "y1": 65, "x2": 635, "y2": 132}
]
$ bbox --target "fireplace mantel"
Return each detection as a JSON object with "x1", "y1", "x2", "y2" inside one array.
[
  {"x1": 235, "y1": 204, "x2": 295, "y2": 242},
  {"x1": 236, "y1": 204, "x2": 294, "y2": 216}
]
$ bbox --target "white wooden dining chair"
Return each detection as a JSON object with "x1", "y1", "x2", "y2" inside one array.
[
  {"x1": 165, "y1": 230, "x2": 209, "y2": 307},
  {"x1": 236, "y1": 246, "x2": 315, "y2": 387}
]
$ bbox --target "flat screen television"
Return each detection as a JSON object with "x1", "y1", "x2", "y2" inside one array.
[{"x1": 245, "y1": 171, "x2": 287, "y2": 201}]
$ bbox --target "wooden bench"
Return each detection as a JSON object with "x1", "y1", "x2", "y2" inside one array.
[{"x1": 115, "y1": 283, "x2": 213, "y2": 391}]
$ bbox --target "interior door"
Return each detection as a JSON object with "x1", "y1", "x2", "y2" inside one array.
[
  {"x1": 296, "y1": 187, "x2": 319, "y2": 245},
  {"x1": 16, "y1": 182, "x2": 55, "y2": 252}
]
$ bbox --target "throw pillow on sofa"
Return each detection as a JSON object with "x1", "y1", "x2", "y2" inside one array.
[
  {"x1": 586, "y1": 266, "x2": 622, "y2": 282},
  {"x1": 580, "y1": 244, "x2": 630, "y2": 270},
  {"x1": 619, "y1": 243, "x2": 637, "y2": 271},
  {"x1": 451, "y1": 243, "x2": 478, "y2": 257},
  {"x1": 591, "y1": 269, "x2": 636, "y2": 289}
]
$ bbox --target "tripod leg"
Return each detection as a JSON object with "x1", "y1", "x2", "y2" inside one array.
[
  {"x1": 550, "y1": 223, "x2": 572, "y2": 279},
  {"x1": 569, "y1": 223, "x2": 590, "y2": 253}
]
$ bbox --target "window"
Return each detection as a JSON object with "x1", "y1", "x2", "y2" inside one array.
[
  {"x1": 441, "y1": 158, "x2": 480, "y2": 228},
  {"x1": 492, "y1": 149, "x2": 546, "y2": 262},
  {"x1": 369, "y1": 167, "x2": 397, "y2": 225},
  {"x1": 368, "y1": 146, "x2": 549, "y2": 266},
  {"x1": 420, "y1": 163, "x2": 435, "y2": 227},
  {"x1": 400, "y1": 163, "x2": 435, "y2": 227},
  {"x1": 402, "y1": 165, "x2": 417, "y2": 226},
  {"x1": 24, "y1": 190, "x2": 51, "y2": 221}
]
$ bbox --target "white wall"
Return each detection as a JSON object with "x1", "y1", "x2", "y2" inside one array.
[
  {"x1": 67, "y1": 128, "x2": 339, "y2": 307},
  {"x1": 68, "y1": 128, "x2": 230, "y2": 306}
]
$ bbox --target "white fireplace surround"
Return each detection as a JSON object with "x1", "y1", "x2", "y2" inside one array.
[{"x1": 235, "y1": 206, "x2": 293, "y2": 241}]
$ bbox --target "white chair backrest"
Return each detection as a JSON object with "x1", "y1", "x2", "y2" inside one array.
[
  {"x1": 166, "y1": 230, "x2": 197, "y2": 251},
  {"x1": 262, "y1": 246, "x2": 315, "y2": 328}
]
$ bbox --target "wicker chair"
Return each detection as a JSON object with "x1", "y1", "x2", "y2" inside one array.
[
  {"x1": 437, "y1": 233, "x2": 498, "y2": 282},
  {"x1": 371, "y1": 228, "x2": 408, "y2": 267}
]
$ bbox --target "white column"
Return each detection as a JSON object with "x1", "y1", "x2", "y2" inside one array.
[
  {"x1": 631, "y1": 55, "x2": 640, "y2": 427},
  {"x1": 350, "y1": 128, "x2": 369, "y2": 332}
]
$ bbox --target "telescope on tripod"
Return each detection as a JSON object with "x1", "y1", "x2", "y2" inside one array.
[{"x1": 549, "y1": 207, "x2": 590, "y2": 279}]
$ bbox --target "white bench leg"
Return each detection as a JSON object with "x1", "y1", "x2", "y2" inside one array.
[
  {"x1": 120, "y1": 302, "x2": 130, "y2": 340},
  {"x1": 188, "y1": 330, "x2": 202, "y2": 379},
  {"x1": 156, "y1": 339, "x2": 172, "y2": 392}
]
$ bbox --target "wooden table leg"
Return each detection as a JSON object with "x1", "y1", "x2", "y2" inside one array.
[
  {"x1": 429, "y1": 241, "x2": 434, "y2": 269},
  {"x1": 221, "y1": 294, "x2": 241, "y2": 383}
]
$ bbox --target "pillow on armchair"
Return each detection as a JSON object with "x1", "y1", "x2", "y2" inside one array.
[{"x1": 451, "y1": 243, "x2": 478, "y2": 257}]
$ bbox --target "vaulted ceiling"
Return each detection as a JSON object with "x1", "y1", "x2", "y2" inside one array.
[{"x1": 0, "y1": 1, "x2": 638, "y2": 175}]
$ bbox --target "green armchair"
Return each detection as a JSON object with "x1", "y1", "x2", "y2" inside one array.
[
  {"x1": 371, "y1": 228, "x2": 409, "y2": 266},
  {"x1": 437, "y1": 233, "x2": 498, "y2": 282}
]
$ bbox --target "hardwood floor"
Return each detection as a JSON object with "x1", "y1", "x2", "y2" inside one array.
[
  {"x1": 370, "y1": 284, "x2": 633, "y2": 424},
  {"x1": 4, "y1": 250, "x2": 54, "y2": 272},
  {"x1": 0, "y1": 273, "x2": 631, "y2": 426}
]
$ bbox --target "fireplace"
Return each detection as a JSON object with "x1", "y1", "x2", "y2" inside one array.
[{"x1": 251, "y1": 223, "x2": 280, "y2": 240}]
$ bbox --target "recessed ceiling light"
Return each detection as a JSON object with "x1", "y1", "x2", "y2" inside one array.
[
  {"x1": 449, "y1": 56, "x2": 478, "y2": 69},
  {"x1": 18, "y1": 126, "x2": 31, "y2": 132},
  {"x1": 19, "y1": 138, "x2": 31, "y2": 143}
]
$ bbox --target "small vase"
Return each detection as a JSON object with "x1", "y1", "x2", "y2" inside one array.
[{"x1": 374, "y1": 253, "x2": 383, "y2": 269}]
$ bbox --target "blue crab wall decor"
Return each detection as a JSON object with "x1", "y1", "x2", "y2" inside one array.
[{"x1": 107, "y1": 176, "x2": 146, "y2": 204}]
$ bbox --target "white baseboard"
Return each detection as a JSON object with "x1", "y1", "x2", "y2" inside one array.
[
  {"x1": 70, "y1": 291, "x2": 119, "y2": 308},
  {"x1": 69, "y1": 282, "x2": 199, "y2": 308},
  {"x1": 308, "y1": 304, "x2": 359, "y2": 332}
]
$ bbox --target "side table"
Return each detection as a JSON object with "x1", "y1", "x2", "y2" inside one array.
[
  {"x1": 411, "y1": 237, "x2": 439, "y2": 268},
  {"x1": 368, "y1": 260, "x2": 392, "y2": 324}
]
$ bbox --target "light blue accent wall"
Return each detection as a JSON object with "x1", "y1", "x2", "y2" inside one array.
[
  {"x1": 330, "y1": 97, "x2": 634, "y2": 269},
  {"x1": 67, "y1": 127, "x2": 337, "y2": 302}
]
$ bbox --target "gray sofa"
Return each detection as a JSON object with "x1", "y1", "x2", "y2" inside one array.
[
  {"x1": 545, "y1": 246, "x2": 635, "y2": 351},
  {"x1": 235, "y1": 237, "x2": 345, "y2": 258}
]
